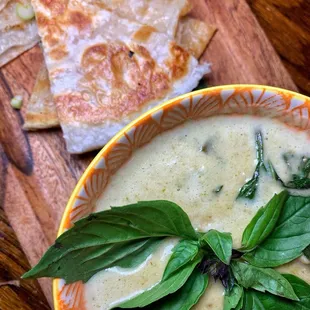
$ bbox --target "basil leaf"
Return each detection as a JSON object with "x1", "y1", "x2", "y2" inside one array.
[
  {"x1": 23, "y1": 200, "x2": 197, "y2": 281},
  {"x1": 224, "y1": 284, "x2": 243, "y2": 310},
  {"x1": 244, "y1": 195, "x2": 310, "y2": 267},
  {"x1": 303, "y1": 245, "x2": 310, "y2": 259},
  {"x1": 231, "y1": 261, "x2": 298, "y2": 301},
  {"x1": 235, "y1": 293, "x2": 244, "y2": 310},
  {"x1": 27, "y1": 238, "x2": 163, "y2": 283},
  {"x1": 150, "y1": 268, "x2": 209, "y2": 310},
  {"x1": 163, "y1": 239, "x2": 199, "y2": 280},
  {"x1": 117, "y1": 253, "x2": 203, "y2": 308},
  {"x1": 200, "y1": 230, "x2": 233, "y2": 264},
  {"x1": 243, "y1": 274, "x2": 310, "y2": 310},
  {"x1": 237, "y1": 131, "x2": 264, "y2": 199},
  {"x1": 116, "y1": 238, "x2": 163, "y2": 269},
  {"x1": 240, "y1": 191, "x2": 288, "y2": 252}
]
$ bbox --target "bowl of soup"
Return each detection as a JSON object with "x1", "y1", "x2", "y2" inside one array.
[{"x1": 51, "y1": 85, "x2": 310, "y2": 310}]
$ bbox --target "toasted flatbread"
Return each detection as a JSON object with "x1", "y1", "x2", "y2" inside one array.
[
  {"x1": 99, "y1": 0, "x2": 191, "y2": 37},
  {"x1": 23, "y1": 63, "x2": 59, "y2": 130},
  {"x1": 0, "y1": 0, "x2": 10, "y2": 11},
  {"x1": 32, "y1": 0, "x2": 210, "y2": 153},
  {"x1": 24, "y1": 4, "x2": 216, "y2": 132},
  {"x1": 0, "y1": 0, "x2": 39, "y2": 67},
  {"x1": 176, "y1": 16, "x2": 217, "y2": 59}
]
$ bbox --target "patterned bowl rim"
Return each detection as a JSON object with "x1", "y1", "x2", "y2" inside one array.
[{"x1": 53, "y1": 84, "x2": 309, "y2": 309}]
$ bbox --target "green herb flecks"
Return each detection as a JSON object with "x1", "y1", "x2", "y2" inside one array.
[{"x1": 213, "y1": 185, "x2": 224, "y2": 194}]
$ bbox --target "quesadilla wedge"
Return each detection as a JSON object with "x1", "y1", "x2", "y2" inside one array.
[
  {"x1": 23, "y1": 63, "x2": 58, "y2": 129},
  {"x1": 32, "y1": 1, "x2": 210, "y2": 153},
  {"x1": 24, "y1": 6, "x2": 215, "y2": 132},
  {"x1": 99, "y1": 0, "x2": 191, "y2": 37},
  {"x1": 0, "y1": 0, "x2": 39, "y2": 67},
  {"x1": 0, "y1": 0, "x2": 10, "y2": 11},
  {"x1": 176, "y1": 16, "x2": 217, "y2": 59}
]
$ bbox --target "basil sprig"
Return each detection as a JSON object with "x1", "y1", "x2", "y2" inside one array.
[{"x1": 23, "y1": 192, "x2": 310, "y2": 310}]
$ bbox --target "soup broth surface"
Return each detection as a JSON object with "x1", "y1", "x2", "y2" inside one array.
[{"x1": 85, "y1": 115, "x2": 310, "y2": 309}]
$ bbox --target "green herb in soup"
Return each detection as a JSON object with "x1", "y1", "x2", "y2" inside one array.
[
  {"x1": 213, "y1": 185, "x2": 224, "y2": 194},
  {"x1": 237, "y1": 131, "x2": 264, "y2": 200},
  {"x1": 23, "y1": 191, "x2": 310, "y2": 310},
  {"x1": 266, "y1": 155, "x2": 310, "y2": 190},
  {"x1": 238, "y1": 130, "x2": 310, "y2": 199}
]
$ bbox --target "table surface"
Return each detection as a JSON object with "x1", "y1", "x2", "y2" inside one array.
[{"x1": 0, "y1": 0, "x2": 309, "y2": 309}]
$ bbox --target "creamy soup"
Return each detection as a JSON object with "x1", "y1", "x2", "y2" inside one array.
[{"x1": 85, "y1": 115, "x2": 310, "y2": 309}]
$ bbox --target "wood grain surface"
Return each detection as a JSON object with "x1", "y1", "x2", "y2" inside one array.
[
  {"x1": 248, "y1": 0, "x2": 310, "y2": 96},
  {"x1": 0, "y1": 0, "x2": 308, "y2": 309}
]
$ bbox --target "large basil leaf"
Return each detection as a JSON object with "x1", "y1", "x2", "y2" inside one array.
[
  {"x1": 244, "y1": 195, "x2": 310, "y2": 267},
  {"x1": 231, "y1": 261, "x2": 298, "y2": 301},
  {"x1": 224, "y1": 284, "x2": 243, "y2": 310},
  {"x1": 150, "y1": 268, "x2": 208, "y2": 310},
  {"x1": 163, "y1": 239, "x2": 199, "y2": 280},
  {"x1": 242, "y1": 274, "x2": 310, "y2": 309},
  {"x1": 28, "y1": 238, "x2": 163, "y2": 283},
  {"x1": 237, "y1": 131, "x2": 264, "y2": 200},
  {"x1": 240, "y1": 191, "x2": 288, "y2": 252},
  {"x1": 117, "y1": 253, "x2": 203, "y2": 308},
  {"x1": 200, "y1": 230, "x2": 232, "y2": 264},
  {"x1": 23, "y1": 201, "x2": 197, "y2": 281}
]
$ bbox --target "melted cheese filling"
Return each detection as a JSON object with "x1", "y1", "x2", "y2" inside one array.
[{"x1": 85, "y1": 115, "x2": 310, "y2": 309}]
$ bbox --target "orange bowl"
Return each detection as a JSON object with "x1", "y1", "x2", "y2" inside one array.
[{"x1": 53, "y1": 84, "x2": 310, "y2": 309}]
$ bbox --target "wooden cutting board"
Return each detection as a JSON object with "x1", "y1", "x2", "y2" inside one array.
[{"x1": 0, "y1": 0, "x2": 299, "y2": 308}]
